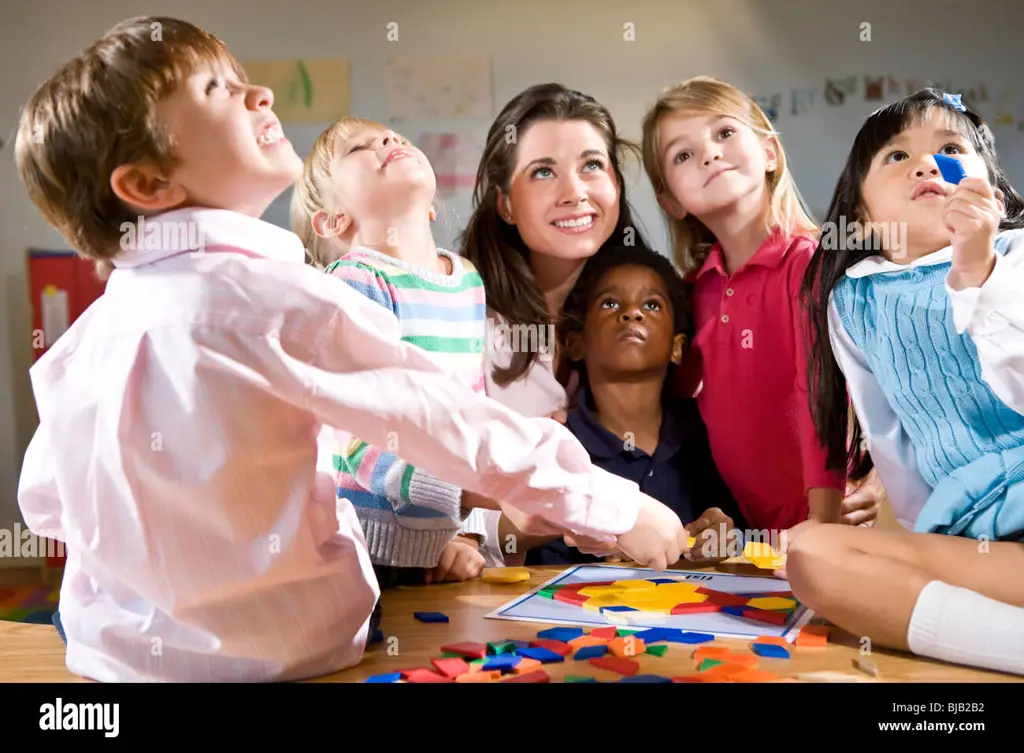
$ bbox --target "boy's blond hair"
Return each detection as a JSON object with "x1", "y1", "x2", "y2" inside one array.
[
  {"x1": 291, "y1": 117, "x2": 390, "y2": 268},
  {"x1": 640, "y1": 76, "x2": 817, "y2": 274},
  {"x1": 15, "y1": 16, "x2": 245, "y2": 277}
]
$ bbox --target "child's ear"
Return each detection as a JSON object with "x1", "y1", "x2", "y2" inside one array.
[
  {"x1": 110, "y1": 163, "x2": 187, "y2": 213},
  {"x1": 311, "y1": 210, "x2": 351, "y2": 239},
  {"x1": 670, "y1": 334, "x2": 686, "y2": 364},
  {"x1": 496, "y1": 189, "x2": 515, "y2": 225},
  {"x1": 565, "y1": 331, "x2": 586, "y2": 362},
  {"x1": 763, "y1": 136, "x2": 780, "y2": 173},
  {"x1": 656, "y1": 191, "x2": 687, "y2": 220}
]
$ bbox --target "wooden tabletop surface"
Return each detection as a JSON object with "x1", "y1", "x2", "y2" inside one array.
[{"x1": 1, "y1": 561, "x2": 1020, "y2": 683}]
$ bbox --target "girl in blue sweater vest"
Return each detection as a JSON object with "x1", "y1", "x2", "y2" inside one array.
[{"x1": 786, "y1": 88, "x2": 1024, "y2": 677}]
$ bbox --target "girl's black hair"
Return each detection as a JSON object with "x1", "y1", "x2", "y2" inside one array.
[
  {"x1": 557, "y1": 244, "x2": 691, "y2": 396},
  {"x1": 801, "y1": 86, "x2": 1024, "y2": 481}
]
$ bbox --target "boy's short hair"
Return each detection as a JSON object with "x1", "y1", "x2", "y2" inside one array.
[
  {"x1": 558, "y1": 244, "x2": 693, "y2": 351},
  {"x1": 15, "y1": 16, "x2": 245, "y2": 274}
]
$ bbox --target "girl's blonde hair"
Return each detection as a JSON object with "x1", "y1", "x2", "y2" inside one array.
[
  {"x1": 290, "y1": 116, "x2": 388, "y2": 268},
  {"x1": 640, "y1": 75, "x2": 817, "y2": 274}
]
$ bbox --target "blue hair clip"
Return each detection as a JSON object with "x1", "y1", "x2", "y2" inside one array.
[{"x1": 942, "y1": 92, "x2": 966, "y2": 112}]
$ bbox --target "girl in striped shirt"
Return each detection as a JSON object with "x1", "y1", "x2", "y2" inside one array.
[{"x1": 292, "y1": 118, "x2": 499, "y2": 586}]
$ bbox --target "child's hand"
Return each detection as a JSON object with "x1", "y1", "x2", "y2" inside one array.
[
  {"x1": 425, "y1": 536, "x2": 486, "y2": 584},
  {"x1": 944, "y1": 177, "x2": 1005, "y2": 289},
  {"x1": 772, "y1": 519, "x2": 820, "y2": 580},
  {"x1": 546, "y1": 408, "x2": 568, "y2": 424},
  {"x1": 841, "y1": 470, "x2": 882, "y2": 527},
  {"x1": 683, "y1": 507, "x2": 734, "y2": 562},
  {"x1": 499, "y1": 502, "x2": 566, "y2": 537},
  {"x1": 615, "y1": 494, "x2": 687, "y2": 571}
]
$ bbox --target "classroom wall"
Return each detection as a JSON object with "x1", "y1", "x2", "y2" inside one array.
[{"x1": 0, "y1": 0, "x2": 1021, "y2": 537}]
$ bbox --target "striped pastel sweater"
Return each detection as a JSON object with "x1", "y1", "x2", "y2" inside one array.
[{"x1": 324, "y1": 246, "x2": 486, "y2": 567}]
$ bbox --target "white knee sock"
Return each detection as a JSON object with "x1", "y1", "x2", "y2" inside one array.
[{"x1": 908, "y1": 580, "x2": 1024, "y2": 676}]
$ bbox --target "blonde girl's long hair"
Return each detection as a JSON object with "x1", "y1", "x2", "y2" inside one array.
[{"x1": 640, "y1": 76, "x2": 817, "y2": 275}]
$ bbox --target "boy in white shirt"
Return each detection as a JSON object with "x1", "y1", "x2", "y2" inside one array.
[{"x1": 14, "y1": 15, "x2": 687, "y2": 682}]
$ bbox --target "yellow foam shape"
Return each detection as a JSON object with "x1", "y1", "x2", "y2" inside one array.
[
  {"x1": 747, "y1": 596, "x2": 796, "y2": 611},
  {"x1": 610, "y1": 580, "x2": 658, "y2": 591},
  {"x1": 582, "y1": 594, "x2": 625, "y2": 611},
  {"x1": 644, "y1": 583, "x2": 700, "y2": 597},
  {"x1": 744, "y1": 541, "x2": 785, "y2": 569},
  {"x1": 578, "y1": 586, "x2": 626, "y2": 598},
  {"x1": 687, "y1": 536, "x2": 697, "y2": 548},
  {"x1": 481, "y1": 567, "x2": 530, "y2": 584}
]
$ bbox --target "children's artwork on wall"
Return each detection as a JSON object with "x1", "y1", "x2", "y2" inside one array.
[
  {"x1": 386, "y1": 57, "x2": 493, "y2": 120},
  {"x1": 789, "y1": 88, "x2": 815, "y2": 116},
  {"x1": 754, "y1": 94, "x2": 782, "y2": 122},
  {"x1": 886, "y1": 75, "x2": 901, "y2": 96},
  {"x1": 417, "y1": 132, "x2": 479, "y2": 196},
  {"x1": 243, "y1": 59, "x2": 349, "y2": 123},
  {"x1": 864, "y1": 76, "x2": 884, "y2": 100},
  {"x1": 824, "y1": 78, "x2": 846, "y2": 105}
]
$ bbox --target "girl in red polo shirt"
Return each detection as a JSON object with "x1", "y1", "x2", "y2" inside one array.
[{"x1": 640, "y1": 75, "x2": 881, "y2": 535}]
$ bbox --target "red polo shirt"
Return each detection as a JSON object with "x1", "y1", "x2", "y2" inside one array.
[{"x1": 676, "y1": 231, "x2": 846, "y2": 531}]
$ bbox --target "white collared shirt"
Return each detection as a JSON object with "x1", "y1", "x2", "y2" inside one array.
[
  {"x1": 18, "y1": 208, "x2": 640, "y2": 682},
  {"x1": 827, "y1": 234, "x2": 1024, "y2": 529}
]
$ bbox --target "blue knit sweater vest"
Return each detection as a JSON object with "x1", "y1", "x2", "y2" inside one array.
[{"x1": 832, "y1": 229, "x2": 1024, "y2": 541}]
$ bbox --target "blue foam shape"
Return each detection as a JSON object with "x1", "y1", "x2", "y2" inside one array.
[
  {"x1": 721, "y1": 606, "x2": 747, "y2": 617},
  {"x1": 649, "y1": 578, "x2": 680, "y2": 584},
  {"x1": 620, "y1": 674, "x2": 673, "y2": 683},
  {"x1": 573, "y1": 644, "x2": 607, "y2": 660},
  {"x1": 751, "y1": 643, "x2": 790, "y2": 659},
  {"x1": 365, "y1": 672, "x2": 402, "y2": 683},
  {"x1": 665, "y1": 631, "x2": 716, "y2": 645},
  {"x1": 413, "y1": 611, "x2": 449, "y2": 623},
  {"x1": 483, "y1": 654, "x2": 523, "y2": 671},
  {"x1": 601, "y1": 606, "x2": 637, "y2": 613},
  {"x1": 632, "y1": 627, "x2": 675, "y2": 643},
  {"x1": 505, "y1": 639, "x2": 531, "y2": 649},
  {"x1": 935, "y1": 153, "x2": 967, "y2": 185},
  {"x1": 516, "y1": 646, "x2": 565, "y2": 664},
  {"x1": 537, "y1": 627, "x2": 585, "y2": 642},
  {"x1": 368, "y1": 628, "x2": 384, "y2": 645}
]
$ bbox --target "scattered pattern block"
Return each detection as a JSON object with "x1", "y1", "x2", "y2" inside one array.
[
  {"x1": 743, "y1": 541, "x2": 786, "y2": 570},
  {"x1": 440, "y1": 642, "x2": 487, "y2": 659},
  {"x1": 405, "y1": 669, "x2": 451, "y2": 683},
  {"x1": 590, "y1": 656, "x2": 640, "y2": 676},
  {"x1": 621, "y1": 674, "x2": 673, "y2": 683},
  {"x1": 607, "y1": 636, "x2": 646, "y2": 658},
  {"x1": 514, "y1": 658, "x2": 542, "y2": 674},
  {"x1": 516, "y1": 646, "x2": 565, "y2": 664},
  {"x1": 502, "y1": 669, "x2": 550, "y2": 683},
  {"x1": 431, "y1": 657, "x2": 470, "y2": 678},
  {"x1": 456, "y1": 670, "x2": 501, "y2": 683},
  {"x1": 646, "y1": 644, "x2": 668, "y2": 657},
  {"x1": 366, "y1": 672, "x2": 402, "y2": 683},
  {"x1": 482, "y1": 655, "x2": 522, "y2": 671},
  {"x1": 667, "y1": 631, "x2": 716, "y2": 645},
  {"x1": 854, "y1": 657, "x2": 879, "y2": 677},
  {"x1": 751, "y1": 643, "x2": 790, "y2": 659},
  {"x1": 565, "y1": 675, "x2": 597, "y2": 683},
  {"x1": 574, "y1": 645, "x2": 607, "y2": 661},
  {"x1": 568, "y1": 635, "x2": 609, "y2": 649},
  {"x1": 530, "y1": 638, "x2": 573, "y2": 656},
  {"x1": 414, "y1": 611, "x2": 449, "y2": 623},
  {"x1": 537, "y1": 627, "x2": 584, "y2": 642},
  {"x1": 481, "y1": 567, "x2": 531, "y2": 584}
]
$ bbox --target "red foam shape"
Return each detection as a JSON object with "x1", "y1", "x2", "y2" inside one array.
[
  {"x1": 553, "y1": 590, "x2": 590, "y2": 606},
  {"x1": 405, "y1": 669, "x2": 453, "y2": 683},
  {"x1": 672, "y1": 675, "x2": 705, "y2": 683},
  {"x1": 742, "y1": 607, "x2": 788, "y2": 625},
  {"x1": 431, "y1": 657, "x2": 470, "y2": 678},
  {"x1": 439, "y1": 642, "x2": 488, "y2": 659},
  {"x1": 530, "y1": 638, "x2": 572, "y2": 656},
  {"x1": 399, "y1": 667, "x2": 431, "y2": 678},
  {"x1": 697, "y1": 589, "x2": 750, "y2": 607},
  {"x1": 502, "y1": 669, "x2": 550, "y2": 683},
  {"x1": 671, "y1": 602, "x2": 722, "y2": 615},
  {"x1": 591, "y1": 627, "x2": 619, "y2": 639},
  {"x1": 589, "y1": 656, "x2": 639, "y2": 676}
]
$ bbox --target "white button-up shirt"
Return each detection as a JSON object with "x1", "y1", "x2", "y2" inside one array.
[{"x1": 18, "y1": 208, "x2": 640, "y2": 682}]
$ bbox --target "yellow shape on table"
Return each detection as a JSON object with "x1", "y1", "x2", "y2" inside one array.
[
  {"x1": 687, "y1": 536, "x2": 697, "y2": 548},
  {"x1": 621, "y1": 589, "x2": 706, "y2": 612},
  {"x1": 582, "y1": 594, "x2": 625, "y2": 612},
  {"x1": 744, "y1": 541, "x2": 785, "y2": 569},
  {"x1": 578, "y1": 585, "x2": 627, "y2": 598},
  {"x1": 610, "y1": 579, "x2": 658, "y2": 591},
  {"x1": 481, "y1": 567, "x2": 530, "y2": 584},
  {"x1": 747, "y1": 596, "x2": 797, "y2": 611}
]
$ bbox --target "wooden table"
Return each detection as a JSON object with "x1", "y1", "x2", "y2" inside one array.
[{"x1": 1, "y1": 562, "x2": 1020, "y2": 683}]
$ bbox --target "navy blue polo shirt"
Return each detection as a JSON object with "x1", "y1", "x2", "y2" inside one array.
[{"x1": 525, "y1": 387, "x2": 745, "y2": 566}]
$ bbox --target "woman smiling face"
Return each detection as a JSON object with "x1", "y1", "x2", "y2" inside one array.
[{"x1": 499, "y1": 118, "x2": 621, "y2": 263}]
